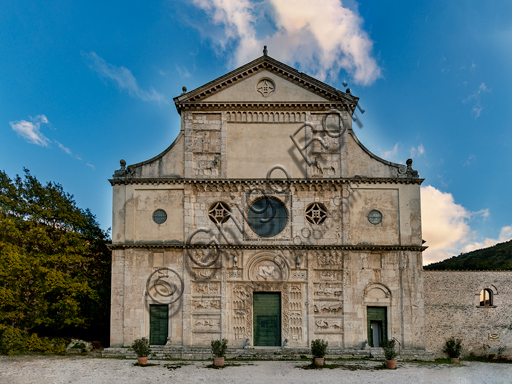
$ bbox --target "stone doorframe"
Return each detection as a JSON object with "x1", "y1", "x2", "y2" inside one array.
[{"x1": 232, "y1": 281, "x2": 290, "y2": 346}]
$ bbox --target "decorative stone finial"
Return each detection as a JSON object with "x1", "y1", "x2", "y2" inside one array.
[
  {"x1": 263, "y1": 45, "x2": 268, "y2": 56},
  {"x1": 346, "y1": 88, "x2": 351, "y2": 94},
  {"x1": 182, "y1": 86, "x2": 187, "y2": 94},
  {"x1": 113, "y1": 159, "x2": 133, "y2": 178},
  {"x1": 406, "y1": 158, "x2": 419, "y2": 178}
]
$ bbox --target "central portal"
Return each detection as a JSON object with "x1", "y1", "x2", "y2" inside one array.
[{"x1": 253, "y1": 292, "x2": 281, "y2": 346}]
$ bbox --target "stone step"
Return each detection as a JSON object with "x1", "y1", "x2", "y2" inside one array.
[{"x1": 101, "y1": 347, "x2": 434, "y2": 361}]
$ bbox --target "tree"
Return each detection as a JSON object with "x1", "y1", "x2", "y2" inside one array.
[{"x1": 0, "y1": 169, "x2": 111, "y2": 352}]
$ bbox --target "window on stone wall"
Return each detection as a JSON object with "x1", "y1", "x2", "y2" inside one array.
[
  {"x1": 208, "y1": 202, "x2": 231, "y2": 224},
  {"x1": 479, "y1": 289, "x2": 493, "y2": 306},
  {"x1": 305, "y1": 203, "x2": 328, "y2": 225}
]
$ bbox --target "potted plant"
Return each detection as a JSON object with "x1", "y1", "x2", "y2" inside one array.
[
  {"x1": 132, "y1": 338, "x2": 151, "y2": 365},
  {"x1": 443, "y1": 337, "x2": 463, "y2": 364},
  {"x1": 381, "y1": 339, "x2": 397, "y2": 369},
  {"x1": 311, "y1": 339, "x2": 328, "y2": 366},
  {"x1": 211, "y1": 339, "x2": 228, "y2": 367}
]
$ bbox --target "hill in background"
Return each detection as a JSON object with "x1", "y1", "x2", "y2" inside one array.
[{"x1": 424, "y1": 239, "x2": 512, "y2": 270}]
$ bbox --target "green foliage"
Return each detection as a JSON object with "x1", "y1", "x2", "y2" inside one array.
[
  {"x1": 443, "y1": 337, "x2": 463, "y2": 358},
  {"x1": 424, "y1": 239, "x2": 512, "y2": 270},
  {"x1": 381, "y1": 339, "x2": 397, "y2": 360},
  {"x1": 0, "y1": 325, "x2": 67, "y2": 354},
  {"x1": 132, "y1": 338, "x2": 151, "y2": 357},
  {"x1": 311, "y1": 339, "x2": 328, "y2": 358},
  {"x1": 210, "y1": 339, "x2": 228, "y2": 357},
  {"x1": 0, "y1": 169, "x2": 111, "y2": 351}
]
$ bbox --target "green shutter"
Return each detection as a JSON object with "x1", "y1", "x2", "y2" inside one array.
[
  {"x1": 150, "y1": 305, "x2": 169, "y2": 345},
  {"x1": 253, "y1": 293, "x2": 281, "y2": 346},
  {"x1": 367, "y1": 307, "x2": 387, "y2": 347}
]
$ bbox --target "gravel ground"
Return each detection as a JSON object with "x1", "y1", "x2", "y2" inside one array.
[{"x1": 1, "y1": 356, "x2": 511, "y2": 384}]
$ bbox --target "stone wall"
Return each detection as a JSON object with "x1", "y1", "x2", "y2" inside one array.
[{"x1": 424, "y1": 271, "x2": 512, "y2": 358}]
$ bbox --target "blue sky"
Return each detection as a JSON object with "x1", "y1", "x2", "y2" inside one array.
[{"x1": 1, "y1": 0, "x2": 511, "y2": 264}]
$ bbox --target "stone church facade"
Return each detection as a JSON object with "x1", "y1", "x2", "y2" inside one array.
[{"x1": 109, "y1": 50, "x2": 429, "y2": 356}]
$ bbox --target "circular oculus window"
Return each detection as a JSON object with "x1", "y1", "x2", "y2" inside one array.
[
  {"x1": 153, "y1": 209, "x2": 167, "y2": 224},
  {"x1": 247, "y1": 197, "x2": 288, "y2": 237},
  {"x1": 368, "y1": 210, "x2": 382, "y2": 225}
]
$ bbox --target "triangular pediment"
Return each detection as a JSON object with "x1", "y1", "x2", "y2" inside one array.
[{"x1": 173, "y1": 55, "x2": 358, "y2": 113}]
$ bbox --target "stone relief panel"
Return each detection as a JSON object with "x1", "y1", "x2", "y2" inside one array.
[
  {"x1": 314, "y1": 283, "x2": 343, "y2": 299},
  {"x1": 194, "y1": 154, "x2": 220, "y2": 177},
  {"x1": 314, "y1": 302, "x2": 342, "y2": 315},
  {"x1": 191, "y1": 130, "x2": 221, "y2": 153},
  {"x1": 192, "y1": 298, "x2": 221, "y2": 311},
  {"x1": 314, "y1": 318, "x2": 343, "y2": 334},
  {"x1": 193, "y1": 282, "x2": 221, "y2": 296},
  {"x1": 315, "y1": 250, "x2": 343, "y2": 269},
  {"x1": 315, "y1": 270, "x2": 342, "y2": 281},
  {"x1": 192, "y1": 314, "x2": 221, "y2": 332},
  {"x1": 288, "y1": 285, "x2": 303, "y2": 341}
]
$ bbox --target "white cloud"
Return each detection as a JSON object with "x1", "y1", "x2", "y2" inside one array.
[
  {"x1": 190, "y1": 0, "x2": 381, "y2": 85},
  {"x1": 410, "y1": 143, "x2": 425, "y2": 158},
  {"x1": 9, "y1": 115, "x2": 92, "y2": 168},
  {"x1": 82, "y1": 51, "x2": 166, "y2": 104},
  {"x1": 463, "y1": 82, "x2": 491, "y2": 119},
  {"x1": 9, "y1": 115, "x2": 51, "y2": 147},
  {"x1": 380, "y1": 142, "x2": 399, "y2": 160},
  {"x1": 421, "y1": 185, "x2": 512, "y2": 265},
  {"x1": 175, "y1": 64, "x2": 191, "y2": 78}
]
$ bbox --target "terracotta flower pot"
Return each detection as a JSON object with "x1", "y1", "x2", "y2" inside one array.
[
  {"x1": 314, "y1": 358, "x2": 324, "y2": 366},
  {"x1": 214, "y1": 357, "x2": 225, "y2": 367},
  {"x1": 137, "y1": 356, "x2": 148, "y2": 365},
  {"x1": 451, "y1": 358, "x2": 459, "y2": 364},
  {"x1": 385, "y1": 360, "x2": 397, "y2": 369}
]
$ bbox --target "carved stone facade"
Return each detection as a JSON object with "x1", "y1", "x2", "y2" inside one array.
[{"x1": 109, "y1": 52, "x2": 427, "y2": 353}]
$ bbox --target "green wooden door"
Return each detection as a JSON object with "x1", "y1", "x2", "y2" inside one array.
[
  {"x1": 367, "y1": 307, "x2": 387, "y2": 347},
  {"x1": 150, "y1": 305, "x2": 168, "y2": 345},
  {"x1": 253, "y1": 293, "x2": 281, "y2": 346}
]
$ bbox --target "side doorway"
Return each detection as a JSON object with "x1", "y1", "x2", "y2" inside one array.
[
  {"x1": 367, "y1": 306, "x2": 387, "y2": 347},
  {"x1": 149, "y1": 304, "x2": 168, "y2": 345}
]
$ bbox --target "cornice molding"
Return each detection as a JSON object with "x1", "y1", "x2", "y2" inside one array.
[
  {"x1": 176, "y1": 102, "x2": 353, "y2": 112},
  {"x1": 109, "y1": 242, "x2": 427, "y2": 252},
  {"x1": 109, "y1": 177, "x2": 424, "y2": 187}
]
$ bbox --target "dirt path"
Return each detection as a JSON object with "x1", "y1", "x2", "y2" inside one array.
[{"x1": 1, "y1": 356, "x2": 511, "y2": 384}]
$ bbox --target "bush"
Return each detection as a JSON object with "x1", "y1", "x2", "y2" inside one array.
[
  {"x1": 443, "y1": 337, "x2": 463, "y2": 358},
  {"x1": 211, "y1": 339, "x2": 228, "y2": 358},
  {"x1": 0, "y1": 325, "x2": 67, "y2": 355},
  {"x1": 311, "y1": 339, "x2": 328, "y2": 358},
  {"x1": 132, "y1": 338, "x2": 151, "y2": 357},
  {"x1": 381, "y1": 339, "x2": 397, "y2": 360}
]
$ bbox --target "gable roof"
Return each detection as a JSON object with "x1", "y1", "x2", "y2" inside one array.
[{"x1": 173, "y1": 53, "x2": 359, "y2": 114}]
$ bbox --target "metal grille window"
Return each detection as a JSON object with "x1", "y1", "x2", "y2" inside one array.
[
  {"x1": 305, "y1": 203, "x2": 328, "y2": 225},
  {"x1": 153, "y1": 209, "x2": 167, "y2": 224},
  {"x1": 208, "y1": 202, "x2": 231, "y2": 224},
  {"x1": 368, "y1": 210, "x2": 382, "y2": 225},
  {"x1": 480, "y1": 289, "x2": 493, "y2": 306},
  {"x1": 248, "y1": 197, "x2": 288, "y2": 237}
]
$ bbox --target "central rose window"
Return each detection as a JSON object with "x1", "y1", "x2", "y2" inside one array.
[{"x1": 247, "y1": 197, "x2": 288, "y2": 237}]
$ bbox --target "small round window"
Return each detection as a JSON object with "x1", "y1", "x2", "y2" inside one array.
[
  {"x1": 208, "y1": 202, "x2": 231, "y2": 224},
  {"x1": 368, "y1": 210, "x2": 382, "y2": 225},
  {"x1": 305, "y1": 203, "x2": 328, "y2": 225},
  {"x1": 248, "y1": 197, "x2": 288, "y2": 237},
  {"x1": 153, "y1": 209, "x2": 167, "y2": 224}
]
